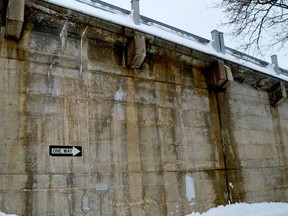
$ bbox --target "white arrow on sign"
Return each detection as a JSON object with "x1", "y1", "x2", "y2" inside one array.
[
  {"x1": 72, "y1": 146, "x2": 80, "y2": 156},
  {"x1": 49, "y1": 145, "x2": 82, "y2": 157}
]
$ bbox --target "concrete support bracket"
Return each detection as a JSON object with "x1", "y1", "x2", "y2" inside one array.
[
  {"x1": 5, "y1": 0, "x2": 25, "y2": 40},
  {"x1": 210, "y1": 59, "x2": 233, "y2": 90},
  {"x1": 269, "y1": 81, "x2": 287, "y2": 106},
  {"x1": 126, "y1": 32, "x2": 146, "y2": 68}
]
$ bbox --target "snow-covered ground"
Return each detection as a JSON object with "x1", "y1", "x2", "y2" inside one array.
[
  {"x1": 0, "y1": 212, "x2": 17, "y2": 216},
  {"x1": 187, "y1": 203, "x2": 288, "y2": 216},
  {"x1": 1, "y1": 202, "x2": 288, "y2": 215}
]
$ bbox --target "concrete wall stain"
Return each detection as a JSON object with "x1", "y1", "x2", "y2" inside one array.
[
  {"x1": 216, "y1": 91, "x2": 246, "y2": 203},
  {"x1": 1, "y1": 1, "x2": 288, "y2": 215}
]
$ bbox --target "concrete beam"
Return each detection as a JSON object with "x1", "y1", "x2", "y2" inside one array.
[
  {"x1": 126, "y1": 32, "x2": 146, "y2": 68},
  {"x1": 210, "y1": 59, "x2": 233, "y2": 90},
  {"x1": 269, "y1": 81, "x2": 286, "y2": 106},
  {"x1": 5, "y1": 0, "x2": 25, "y2": 40}
]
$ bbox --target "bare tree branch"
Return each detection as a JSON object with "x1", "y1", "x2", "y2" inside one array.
[{"x1": 218, "y1": 0, "x2": 288, "y2": 52}]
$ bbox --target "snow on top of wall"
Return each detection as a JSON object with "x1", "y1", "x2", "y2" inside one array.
[{"x1": 43, "y1": 0, "x2": 288, "y2": 82}]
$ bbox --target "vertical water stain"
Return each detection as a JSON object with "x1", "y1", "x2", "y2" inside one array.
[
  {"x1": 47, "y1": 174, "x2": 54, "y2": 215},
  {"x1": 23, "y1": 155, "x2": 36, "y2": 216},
  {"x1": 66, "y1": 172, "x2": 76, "y2": 216},
  {"x1": 271, "y1": 106, "x2": 288, "y2": 166},
  {"x1": 216, "y1": 92, "x2": 246, "y2": 203},
  {"x1": 271, "y1": 106, "x2": 288, "y2": 200},
  {"x1": 21, "y1": 70, "x2": 37, "y2": 216},
  {"x1": 205, "y1": 90, "x2": 230, "y2": 207}
]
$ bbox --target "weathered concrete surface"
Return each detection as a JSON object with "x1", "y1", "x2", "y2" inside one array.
[
  {"x1": 218, "y1": 82, "x2": 288, "y2": 203},
  {"x1": 0, "y1": 1, "x2": 226, "y2": 215},
  {"x1": 126, "y1": 32, "x2": 146, "y2": 68},
  {"x1": 0, "y1": 1, "x2": 287, "y2": 216},
  {"x1": 5, "y1": 0, "x2": 25, "y2": 39}
]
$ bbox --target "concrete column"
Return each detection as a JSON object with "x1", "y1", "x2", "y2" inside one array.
[
  {"x1": 126, "y1": 78, "x2": 143, "y2": 214},
  {"x1": 126, "y1": 32, "x2": 146, "y2": 68},
  {"x1": 5, "y1": 0, "x2": 25, "y2": 39},
  {"x1": 131, "y1": 0, "x2": 140, "y2": 25}
]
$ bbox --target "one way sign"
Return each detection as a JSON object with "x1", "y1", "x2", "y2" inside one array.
[{"x1": 49, "y1": 145, "x2": 82, "y2": 157}]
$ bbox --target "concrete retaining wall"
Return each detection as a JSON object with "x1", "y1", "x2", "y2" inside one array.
[
  {"x1": 0, "y1": 1, "x2": 287, "y2": 215},
  {"x1": 218, "y1": 82, "x2": 288, "y2": 203}
]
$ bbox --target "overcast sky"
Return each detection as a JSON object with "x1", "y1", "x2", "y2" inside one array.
[{"x1": 102, "y1": 0, "x2": 287, "y2": 69}]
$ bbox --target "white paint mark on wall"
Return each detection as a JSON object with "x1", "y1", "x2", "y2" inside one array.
[
  {"x1": 113, "y1": 85, "x2": 126, "y2": 120},
  {"x1": 68, "y1": 192, "x2": 73, "y2": 201},
  {"x1": 186, "y1": 175, "x2": 195, "y2": 201},
  {"x1": 81, "y1": 193, "x2": 90, "y2": 213},
  {"x1": 229, "y1": 182, "x2": 234, "y2": 189},
  {"x1": 114, "y1": 86, "x2": 126, "y2": 102},
  {"x1": 113, "y1": 104, "x2": 125, "y2": 120},
  {"x1": 95, "y1": 183, "x2": 109, "y2": 191}
]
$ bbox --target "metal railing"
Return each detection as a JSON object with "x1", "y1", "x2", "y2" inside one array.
[
  {"x1": 88, "y1": 0, "x2": 130, "y2": 14},
  {"x1": 77, "y1": 0, "x2": 287, "y2": 75},
  {"x1": 225, "y1": 47, "x2": 269, "y2": 67},
  {"x1": 140, "y1": 15, "x2": 210, "y2": 44},
  {"x1": 84, "y1": 0, "x2": 210, "y2": 43}
]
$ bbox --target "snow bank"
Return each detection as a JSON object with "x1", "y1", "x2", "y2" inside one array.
[
  {"x1": 0, "y1": 211, "x2": 17, "y2": 216},
  {"x1": 187, "y1": 203, "x2": 288, "y2": 216}
]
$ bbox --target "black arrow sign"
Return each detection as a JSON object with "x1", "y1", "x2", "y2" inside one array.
[{"x1": 49, "y1": 145, "x2": 82, "y2": 157}]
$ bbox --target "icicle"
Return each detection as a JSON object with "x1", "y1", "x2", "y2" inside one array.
[
  {"x1": 60, "y1": 21, "x2": 68, "y2": 51},
  {"x1": 80, "y1": 26, "x2": 88, "y2": 76},
  {"x1": 48, "y1": 57, "x2": 58, "y2": 77}
]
